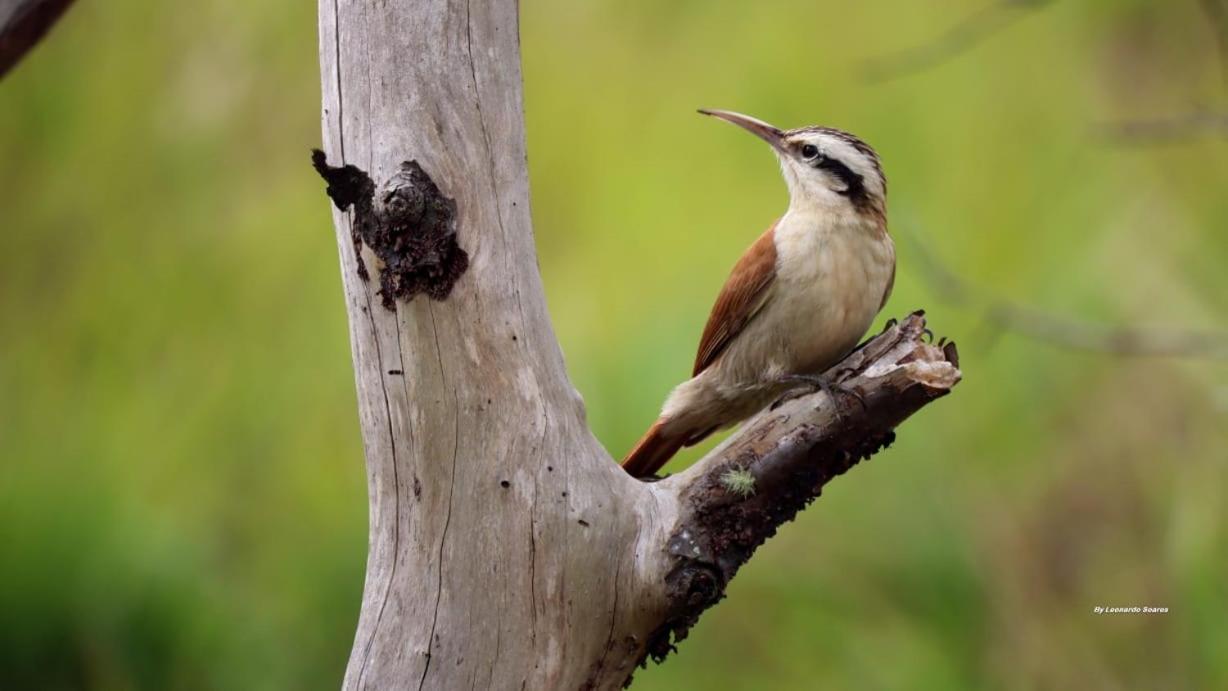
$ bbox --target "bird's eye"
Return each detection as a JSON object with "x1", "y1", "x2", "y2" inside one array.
[{"x1": 800, "y1": 144, "x2": 820, "y2": 160}]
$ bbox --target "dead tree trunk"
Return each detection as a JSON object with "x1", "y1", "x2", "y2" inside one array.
[{"x1": 314, "y1": 1, "x2": 961, "y2": 689}]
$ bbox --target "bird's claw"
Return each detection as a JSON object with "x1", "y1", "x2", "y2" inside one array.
[
  {"x1": 830, "y1": 365, "x2": 861, "y2": 384},
  {"x1": 772, "y1": 374, "x2": 867, "y2": 420},
  {"x1": 771, "y1": 381, "x2": 815, "y2": 410}
]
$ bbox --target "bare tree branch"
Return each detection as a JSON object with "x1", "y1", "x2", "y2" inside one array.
[
  {"x1": 898, "y1": 223, "x2": 1228, "y2": 359},
  {"x1": 645, "y1": 313, "x2": 960, "y2": 665},
  {"x1": 859, "y1": 0, "x2": 1052, "y2": 83},
  {"x1": 0, "y1": 0, "x2": 75, "y2": 79},
  {"x1": 1095, "y1": 110, "x2": 1228, "y2": 144}
]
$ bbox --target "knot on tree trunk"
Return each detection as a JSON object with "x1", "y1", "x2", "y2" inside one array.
[{"x1": 311, "y1": 149, "x2": 468, "y2": 308}]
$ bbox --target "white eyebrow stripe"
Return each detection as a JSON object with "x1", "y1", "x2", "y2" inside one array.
[{"x1": 786, "y1": 128, "x2": 886, "y2": 198}]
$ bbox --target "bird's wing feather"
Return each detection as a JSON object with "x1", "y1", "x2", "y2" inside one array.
[{"x1": 692, "y1": 221, "x2": 779, "y2": 376}]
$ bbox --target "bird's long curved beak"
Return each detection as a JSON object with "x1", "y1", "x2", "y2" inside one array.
[{"x1": 698, "y1": 109, "x2": 786, "y2": 152}]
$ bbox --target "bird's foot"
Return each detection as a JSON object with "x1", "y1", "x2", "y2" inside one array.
[{"x1": 771, "y1": 374, "x2": 867, "y2": 419}]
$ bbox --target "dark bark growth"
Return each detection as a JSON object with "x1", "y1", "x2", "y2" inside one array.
[{"x1": 311, "y1": 149, "x2": 468, "y2": 308}]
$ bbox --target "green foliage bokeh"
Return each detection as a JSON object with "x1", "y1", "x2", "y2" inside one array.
[{"x1": 3, "y1": 1, "x2": 1227, "y2": 689}]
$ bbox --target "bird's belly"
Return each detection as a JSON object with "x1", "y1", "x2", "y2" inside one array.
[
  {"x1": 662, "y1": 218, "x2": 894, "y2": 433},
  {"x1": 746, "y1": 223, "x2": 893, "y2": 378},
  {"x1": 783, "y1": 270, "x2": 882, "y2": 372}
]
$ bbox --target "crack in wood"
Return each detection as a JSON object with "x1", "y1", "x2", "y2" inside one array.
[{"x1": 354, "y1": 276, "x2": 402, "y2": 691}]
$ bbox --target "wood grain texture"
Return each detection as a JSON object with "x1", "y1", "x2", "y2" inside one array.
[
  {"x1": 0, "y1": 0, "x2": 75, "y2": 77},
  {"x1": 317, "y1": 2, "x2": 960, "y2": 688}
]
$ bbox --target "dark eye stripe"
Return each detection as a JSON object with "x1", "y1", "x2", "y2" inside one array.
[
  {"x1": 812, "y1": 155, "x2": 866, "y2": 203},
  {"x1": 787, "y1": 125, "x2": 886, "y2": 197}
]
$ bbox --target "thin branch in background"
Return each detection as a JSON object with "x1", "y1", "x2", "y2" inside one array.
[
  {"x1": 1092, "y1": 2, "x2": 1228, "y2": 145},
  {"x1": 1096, "y1": 110, "x2": 1228, "y2": 144},
  {"x1": 859, "y1": 0, "x2": 1053, "y2": 83},
  {"x1": 896, "y1": 223, "x2": 1228, "y2": 359},
  {"x1": 1200, "y1": 0, "x2": 1228, "y2": 93}
]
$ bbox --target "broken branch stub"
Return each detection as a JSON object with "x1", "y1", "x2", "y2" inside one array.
[{"x1": 311, "y1": 149, "x2": 468, "y2": 308}]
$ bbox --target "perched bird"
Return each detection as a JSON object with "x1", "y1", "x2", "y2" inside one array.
[{"x1": 621, "y1": 109, "x2": 896, "y2": 478}]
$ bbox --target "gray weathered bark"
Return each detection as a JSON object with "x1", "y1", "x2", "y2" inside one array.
[
  {"x1": 316, "y1": 1, "x2": 961, "y2": 689},
  {"x1": 0, "y1": 0, "x2": 74, "y2": 78}
]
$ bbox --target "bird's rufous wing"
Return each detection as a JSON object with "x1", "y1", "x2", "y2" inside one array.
[{"x1": 692, "y1": 221, "x2": 779, "y2": 376}]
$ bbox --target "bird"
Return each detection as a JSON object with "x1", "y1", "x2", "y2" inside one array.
[{"x1": 621, "y1": 109, "x2": 896, "y2": 479}]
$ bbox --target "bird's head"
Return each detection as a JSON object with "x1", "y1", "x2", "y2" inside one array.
[{"x1": 699, "y1": 109, "x2": 886, "y2": 218}]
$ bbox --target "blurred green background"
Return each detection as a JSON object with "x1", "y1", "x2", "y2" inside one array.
[{"x1": 3, "y1": 0, "x2": 1228, "y2": 688}]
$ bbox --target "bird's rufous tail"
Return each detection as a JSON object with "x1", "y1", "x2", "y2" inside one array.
[{"x1": 621, "y1": 419, "x2": 684, "y2": 478}]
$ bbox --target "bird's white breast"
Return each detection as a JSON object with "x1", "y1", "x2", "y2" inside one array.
[
  {"x1": 763, "y1": 208, "x2": 895, "y2": 374},
  {"x1": 658, "y1": 207, "x2": 894, "y2": 433}
]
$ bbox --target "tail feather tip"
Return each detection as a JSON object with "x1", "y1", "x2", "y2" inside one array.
[{"x1": 620, "y1": 420, "x2": 684, "y2": 478}]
